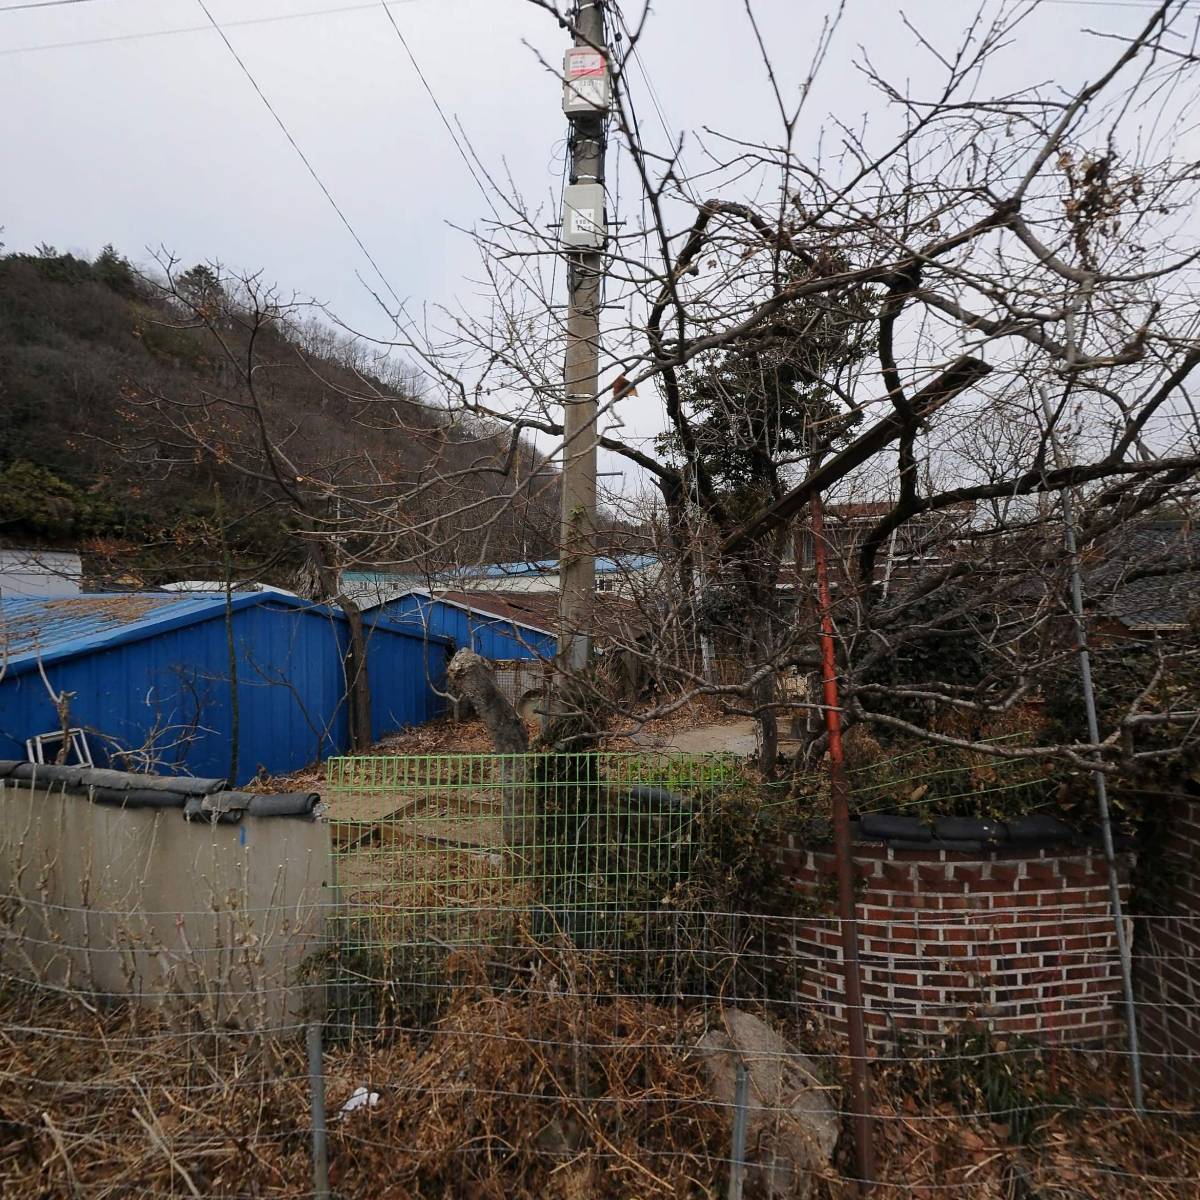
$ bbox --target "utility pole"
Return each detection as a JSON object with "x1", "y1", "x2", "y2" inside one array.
[{"x1": 557, "y1": 0, "x2": 609, "y2": 682}]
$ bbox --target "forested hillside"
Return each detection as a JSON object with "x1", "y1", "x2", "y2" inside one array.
[{"x1": 0, "y1": 245, "x2": 560, "y2": 585}]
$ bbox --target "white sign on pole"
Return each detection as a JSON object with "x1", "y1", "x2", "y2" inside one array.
[{"x1": 563, "y1": 48, "x2": 610, "y2": 115}]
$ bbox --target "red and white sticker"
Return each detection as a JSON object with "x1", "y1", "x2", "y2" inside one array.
[{"x1": 567, "y1": 49, "x2": 606, "y2": 78}]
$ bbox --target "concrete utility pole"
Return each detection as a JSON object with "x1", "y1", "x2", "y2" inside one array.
[{"x1": 557, "y1": 0, "x2": 608, "y2": 681}]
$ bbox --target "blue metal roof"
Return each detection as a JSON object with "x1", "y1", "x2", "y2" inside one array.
[
  {"x1": 0, "y1": 593, "x2": 450, "y2": 785},
  {"x1": 0, "y1": 592, "x2": 446, "y2": 678},
  {"x1": 0, "y1": 594, "x2": 245, "y2": 673}
]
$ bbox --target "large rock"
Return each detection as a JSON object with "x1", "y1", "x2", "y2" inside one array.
[{"x1": 694, "y1": 1008, "x2": 839, "y2": 1198}]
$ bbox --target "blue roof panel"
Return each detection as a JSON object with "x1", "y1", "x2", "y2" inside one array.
[
  {"x1": 0, "y1": 592, "x2": 447, "y2": 678},
  {"x1": 0, "y1": 594, "x2": 231, "y2": 662}
]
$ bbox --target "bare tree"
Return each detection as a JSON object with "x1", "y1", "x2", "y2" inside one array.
[
  {"x1": 99, "y1": 2, "x2": 1200, "y2": 783},
  {"x1": 378, "y1": 0, "x2": 1200, "y2": 775}
]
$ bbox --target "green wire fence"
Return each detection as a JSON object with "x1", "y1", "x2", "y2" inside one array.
[
  {"x1": 321, "y1": 740, "x2": 1058, "y2": 1037},
  {"x1": 322, "y1": 751, "x2": 746, "y2": 1034}
]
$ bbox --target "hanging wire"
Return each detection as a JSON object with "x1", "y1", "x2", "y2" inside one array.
[{"x1": 193, "y1": 0, "x2": 405, "y2": 310}]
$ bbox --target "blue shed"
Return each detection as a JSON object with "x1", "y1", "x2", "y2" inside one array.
[
  {"x1": 0, "y1": 593, "x2": 448, "y2": 784},
  {"x1": 373, "y1": 590, "x2": 557, "y2": 661}
]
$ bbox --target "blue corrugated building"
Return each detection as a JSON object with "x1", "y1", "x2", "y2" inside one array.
[
  {"x1": 374, "y1": 590, "x2": 557, "y2": 661},
  {"x1": 341, "y1": 554, "x2": 659, "y2": 605},
  {"x1": 0, "y1": 593, "x2": 448, "y2": 784}
]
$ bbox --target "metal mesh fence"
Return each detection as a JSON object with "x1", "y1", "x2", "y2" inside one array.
[
  {"x1": 322, "y1": 751, "x2": 748, "y2": 1036},
  {"x1": 1, "y1": 754, "x2": 1198, "y2": 1196}
]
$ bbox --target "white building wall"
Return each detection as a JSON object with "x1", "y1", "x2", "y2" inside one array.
[{"x1": 0, "y1": 549, "x2": 82, "y2": 597}]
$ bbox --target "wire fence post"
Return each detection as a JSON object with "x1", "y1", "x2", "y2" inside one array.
[
  {"x1": 1038, "y1": 386, "x2": 1145, "y2": 1111},
  {"x1": 306, "y1": 1021, "x2": 331, "y2": 1200},
  {"x1": 727, "y1": 1059, "x2": 749, "y2": 1200}
]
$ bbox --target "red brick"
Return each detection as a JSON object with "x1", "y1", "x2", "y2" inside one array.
[
  {"x1": 891, "y1": 848, "x2": 943, "y2": 863},
  {"x1": 1024, "y1": 861, "x2": 1060, "y2": 885},
  {"x1": 880, "y1": 862, "x2": 916, "y2": 886}
]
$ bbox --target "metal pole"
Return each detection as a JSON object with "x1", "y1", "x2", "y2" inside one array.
[
  {"x1": 693, "y1": 562, "x2": 716, "y2": 682},
  {"x1": 306, "y1": 1022, "x2": 331, "y2": 1200},
  {"x1": 727, "y1": 1060, "x2": 750, "y2": 1200},
  {"x1": 1037, "y1": 387, "x2": 1145, "y2": 1110},
  {"x1": 809, "y1": 495, "x2": 875, "y2": 1189},
  {"x1": 557, "y1": 0, "x2": 607, "y2": 684}
]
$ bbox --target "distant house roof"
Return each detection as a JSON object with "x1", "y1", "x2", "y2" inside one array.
[
  {"x1": 457, "y1": 554, "x2": 658, "y2": 578},
  {"x1": 448, "y1": 589, "x2": 647, "y2": 642},
  {"x1": 344, "y1": 554, "x2": 656, "y2": 584},
  {"x1": 823, "y1": 501, "x2": 975, "y2": 522},
  {"x1": 341, "y1": 555, "x2": 659, "y2": 604},
  {"x1": 825, "y1": 502, "x2": 894, "y2": 520},
  {"x1": 1087, "y1": 521, "x2": 1200, "y2": 631},
  {"x1": 0, "y1": 592, "x2": 445, "y2": 678},
  {"x1": 160, "y1": 581, "x2": 297, "y2": 597}
]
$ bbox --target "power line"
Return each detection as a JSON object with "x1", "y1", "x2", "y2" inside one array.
[
  {"x1": 0, "y1": 0, "x2": 109, "y2": 11},
  {"x1": 613, "y1": 6, "x2": 697, "y2": 203},
  {"x1": 374, "y1": 1, "x2": 505, "y2": 228},
  {"x1": 193, "y1": 0, "x2": 404, "y2": 310},
  {"x1": 374, "y1": 0, "x2": 547, "y2": 351},
  {"x1": 1043, "y1": 0, "x2": 1200, "y2": 7},
  {"x1": 1, "y1": 1, "x2": 417, "y2": 55}
]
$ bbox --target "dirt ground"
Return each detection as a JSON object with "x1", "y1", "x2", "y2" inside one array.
[
  {"x1": 259, "y1": 700, "x2": 758, "y2": 797},
  {"x1": 638, "y1": 716, "x2": 759, "y2": 755}
]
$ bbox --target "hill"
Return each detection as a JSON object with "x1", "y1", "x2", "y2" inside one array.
[{"x1": 0, "y1": 245, "x2": 560, "y2": 586}]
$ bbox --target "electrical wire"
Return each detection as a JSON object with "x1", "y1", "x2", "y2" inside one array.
[
  {"x1": 0, "y1": 0, "x2": 109, "y2": 11},
  {"x1": 375, "y1": 0, "x2": 506, "y2": 229},
  {"x1": 613, "y1": 5, "x2": 698, "y2": 204},
  {"x1": 0, "y1": 0, "x2": 418, "y2": 56},
  {"x1": 193, "y1": 0, "x2": 405, "y2": 310}
]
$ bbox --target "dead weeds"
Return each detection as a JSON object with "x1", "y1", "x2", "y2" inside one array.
[{"x1": 2, "y1": 976, "x2": 1196, "y2": 1199}]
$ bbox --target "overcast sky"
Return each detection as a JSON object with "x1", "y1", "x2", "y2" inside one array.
[{"x1": 2, "y1": 0, "x2": 1171, "y2": 480}]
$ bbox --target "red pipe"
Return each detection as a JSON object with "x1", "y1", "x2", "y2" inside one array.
[{"x1": 809, "y1": 494, "x2": 875, "y2": 1190}]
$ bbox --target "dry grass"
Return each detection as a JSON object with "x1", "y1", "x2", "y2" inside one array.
[
  {"x1": 255, "y1": 701, "x2": 743, "y2": 795},
  {"x1": 1, "y1": 973, "x2": 1197, "y2": 1199},
  {"x1": 863, "y1": 1040, "x2": 1200, "y2": 1199},
  {"x1": 0, "y1": 973, "x2": 733, "y2": 1199}
]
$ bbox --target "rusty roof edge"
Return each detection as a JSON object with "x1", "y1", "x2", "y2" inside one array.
[
  {"x1": 0, "y1": 591, "x2": 450, "y2": 677},
  {"x1": 382, "y1": 589, "x2": 559, "y2": 641}
]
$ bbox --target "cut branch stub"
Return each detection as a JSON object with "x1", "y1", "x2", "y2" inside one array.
[{"x1": 447, "y1": 649, "x2": 530, "y2": 755}]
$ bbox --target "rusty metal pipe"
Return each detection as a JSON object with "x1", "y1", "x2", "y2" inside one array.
[{"x1": 810, "y1": 494, "x2": 875, "y2": 1190}]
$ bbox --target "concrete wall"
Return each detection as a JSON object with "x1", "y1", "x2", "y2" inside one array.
[
  {"x1": 0, "y1": 548, "x2": 82, "y2": 597},
  {"x1": 0, "y1": 780, "x2": 333, "y2": 1028}
]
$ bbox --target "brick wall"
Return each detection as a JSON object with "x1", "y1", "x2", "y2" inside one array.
[
  {"x1": 1135, "y1": 795, "x2": 1200, "y2": 1090},
  {"x1": 776, "y1": 839, "x2": 1134, "y2": 1045}
]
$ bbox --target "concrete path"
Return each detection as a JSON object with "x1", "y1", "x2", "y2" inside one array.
[{"x1": 638, "y1": 718, "x2": 760, "y2": 756}]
